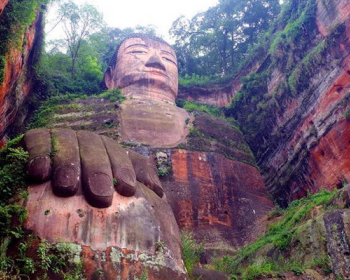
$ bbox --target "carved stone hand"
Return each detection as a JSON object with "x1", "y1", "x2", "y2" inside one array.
[{"x1": 24, "y1": 129, "x2": 163, "y2": 208}]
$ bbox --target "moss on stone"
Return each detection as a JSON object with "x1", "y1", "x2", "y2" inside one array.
[
  {"x1": 181, "y1": 111, "x2": 257, "y2": 167},
  {"x1": 213, "y1": 188, "x2": 349, "y2": 279}
]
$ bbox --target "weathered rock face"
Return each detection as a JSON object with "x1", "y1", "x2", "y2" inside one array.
[
  {"x1": 228, "y1": 187, "x2": 350, "y2": 280},
  {"x1": 177, "y1": 46, "x2": 266, "y2": 107},
  {"x1": 120, "y1": 99, "x2": 190, "y2": 148},
  {"x1": 0, "y1": 0, "x2": 8, "y2": 16},
  {"x1": 162, "y1": 149, "x2": 272, "y2": 251},
  {"x1": 220, "y1": 0, "x2": 350, "y2": 205},
  {"x1": 178, "y1": 84, "x2": 232, "y2": 107},
  {"x1": 24, "y1": 181, "x2": 187, "y2": 279},
  {"x1": 177, "y1": 56, "x2": 264, "y2": 107},
  {"x1": 0, "y1": 3, "x2": 43, "y2": 141},
  {"x1": 307, "y1": 120, "x2": 350, "y2": 192},
  {"x1": 316, "y1": 0, "x2": 350, "y2": 36},
  {"x1": 262, "y1": 10, "x2": 350, "y2": 204}
]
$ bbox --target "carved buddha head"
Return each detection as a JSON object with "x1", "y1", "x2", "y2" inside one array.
[{"x1": 104, "y1": 35, "x2": 178, "y2": 103}]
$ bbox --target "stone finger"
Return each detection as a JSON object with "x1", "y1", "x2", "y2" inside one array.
[
  {"x1": 24, "y1": 129, "x2": 52, "y2": 182},
  {"x1": 51, "y1": 129, "x2": 80, "y2": 197},
  {"x1": 127, "y1": 149, "x2": 164, "y2": 198},
  {"x1": 77, "y1": 131, "x2": 114, "y2": 208},
  {"x1": 101, "y1": 136, "x2": 136, "y2": 197}
]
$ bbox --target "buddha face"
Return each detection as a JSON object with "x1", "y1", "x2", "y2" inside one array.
[{"x1": 104, "y1": 37, "x2": 178, "y2": 103}]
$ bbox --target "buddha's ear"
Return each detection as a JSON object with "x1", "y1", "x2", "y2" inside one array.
[{"x1": 104, "y1": 67, "x2": 114, "y2": 89}]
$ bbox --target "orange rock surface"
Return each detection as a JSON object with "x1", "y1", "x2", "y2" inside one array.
[
  {"x1": 0, "y1": 0, "x2": 8, "y2": 16},
  {"x1": 316, "y1": 0, "x2": 350, "y2": 36},
  {"x1": 0, "y1": 10, "x2": 42, "y2": 139},
  {"x1": 308, "y1": 120, "x2": 350, "y2": 191},
  {"x1": 163, "y1": 150, "x2": 273, "y2": 250},
  {"x1": 24, "y1": 181, "x2": 187, "y2": 279}
]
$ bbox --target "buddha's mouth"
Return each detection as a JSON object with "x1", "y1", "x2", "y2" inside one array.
[{"x1": 146, "y1": 70, "x2": 167, "y2": 77}]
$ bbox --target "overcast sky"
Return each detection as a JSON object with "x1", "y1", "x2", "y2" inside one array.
[{"x1": 47, "y1": 0, "x2": 219, "y2": 43}]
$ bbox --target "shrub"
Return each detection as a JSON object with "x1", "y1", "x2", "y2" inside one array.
[
  {"x1": 0, "y1": 135, "x2": 28, "y2": 206},
  {"x1": 176, "y1": 99, "x2": 223, "y2": 118},
  {"x1": 96, "y1": 88, "x2": 125, "y2": 102},
  {"x1": 180, "y1": 230, "x2": 203, "y2": 276}
]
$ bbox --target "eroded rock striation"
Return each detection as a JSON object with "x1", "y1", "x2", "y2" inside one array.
[
  {"x1": 261, "y1": 0, "x2": 350, "y2": 204},
  {"x1": 163, "y1": 149, "x2": 272, "y2": 251},
  {"x1": 217, "y1": 0, "x2": 350, "y2": 206}
]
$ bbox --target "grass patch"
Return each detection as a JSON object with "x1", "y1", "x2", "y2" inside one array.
[
  {"x1": 214, "y1": 189, "x2": 338, "y2": 279},
  {"x1": 176, "y1": 99, "x2": 223, "y2": 118},
  {"x1": 93, "y1": 88, "x2": 125, "y2": 102},
  {"x1": 27, "y1": 89, "x2": 125, "y2": 129}
]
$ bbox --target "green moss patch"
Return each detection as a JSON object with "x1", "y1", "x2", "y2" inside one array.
[{"x1": 213, "y1": 189, "x2": 345, "y2": 279}]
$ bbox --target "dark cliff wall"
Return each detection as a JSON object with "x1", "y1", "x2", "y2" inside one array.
[
  {"x1": 0, "y1": 0, "x2": 44, "y2": 143},
  {"x1": 222, "y1": 0, "x2": 350, "y2": 206}
]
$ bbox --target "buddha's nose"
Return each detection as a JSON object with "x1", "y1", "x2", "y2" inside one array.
[{"x1": 145, "y1": 53, "x2": 166, "y2": 71}]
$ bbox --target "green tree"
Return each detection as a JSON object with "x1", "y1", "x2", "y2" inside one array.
[
  {"x1": 36, "y1": 12, "x2": 158, "y2": 95},
  {"x1": 170, "y1": 0, "x2": 280, "y2": 78},
  {"x1": 58, "y1": 1, "x2": 103, "y2": 76}
]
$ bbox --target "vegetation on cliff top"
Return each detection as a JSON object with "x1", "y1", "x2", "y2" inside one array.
[
  {"x1": 171, "y1": 0, "x2": 280, "y2": 83},
  {"x1": 225, "y1": 0, "x2": 322, "y2": 155}
]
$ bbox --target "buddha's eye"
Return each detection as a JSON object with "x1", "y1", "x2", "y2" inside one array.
[
  {"x1": 163, "y1": 57, "x2": 177, "y2": 66},
  {"x1": 130, "y1": 50, "x2": 147, "y2": 54}
]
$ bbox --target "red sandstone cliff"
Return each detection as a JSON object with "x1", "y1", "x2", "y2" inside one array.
[
  {"x1": 191, "y1": 0, "x2": 350, "y2": 206},
  {"x1": 0, "y1": 0, "x2": 8, "y2": 16},
  {"x1": 0, "y1": 1, "x2": 43, "y2": 141},
  {"x1": 163, "y1": 150, "x2": 272, "y2": 251},
  {"x1": 260, "y1": 0, "x2": 350, "y2": 204}
]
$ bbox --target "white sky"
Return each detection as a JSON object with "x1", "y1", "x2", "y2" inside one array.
[{"x1": 47, "y1": 0, "x2": 219, "y2": 43}]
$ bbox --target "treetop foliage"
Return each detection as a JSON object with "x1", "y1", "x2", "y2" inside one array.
[
  {"x1": 35, "y1": 0, "x2": 282, "y2": 95},
  {"x1": 38, "y1": 0, "x2": 159, "y2": 96},
  {"x1": 170, "y1": 0, "x2": 280, "y2": 79}
]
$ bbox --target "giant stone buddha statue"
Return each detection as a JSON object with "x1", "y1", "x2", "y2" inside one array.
[{"x1": 22, "y1": 34, "x2": 189, "y2": 280}]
